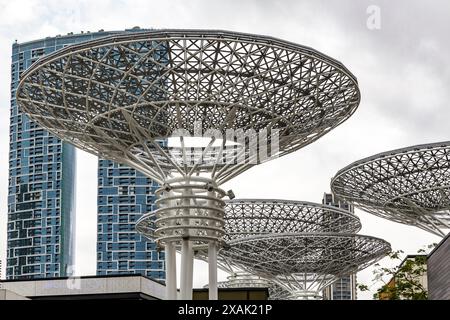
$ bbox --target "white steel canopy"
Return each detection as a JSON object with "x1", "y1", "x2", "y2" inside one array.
[
  {"x1": 220, "y1": 233, "x2": 391, "y2": 299},
  {"x1": 136, "y1": 198, "x2": 362, "y2": 246},
  {"x1": 189, "y1": 199, "x2": 372, "y2": 299},
  {"x1": 16, "y1": 29, "x2": 360, "y2": 184},
  {"x1": 331, "y1": 141, "x2": 450, "y2": 237},
  {"x1": 221, "y1": 199, "x2": 362, "y2": 241}
]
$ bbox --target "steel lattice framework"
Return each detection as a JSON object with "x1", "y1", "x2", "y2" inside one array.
[
  {"x1": 136, "y1": 198, "x2": 361, "y2": 244},
  {"x1": 331, "y1": 142, "x2": 450, "y2": 236},
  {"x1": 191, "y1": 199, "x2": 365, "y2": 299},
  {"x1": 220, "y1": 233, "x2": 390, "y2": 299},
  {"x1": 16, "y1": 29, "x2": 360, "y2": 185},
  {"x1": 214, "y1": 272, "x2": 291, "y2": 300},
  {"x1": 201, "y1": 199, "x2": 361, "y2": 274},
  {"x1": 222, "y1": 199, "x2": 361, "y2": 242},
  {"x1": 217, "y1": 272, "x2": 271, "y2": 289},
  {"x1": 16, "y1": 30, "x2": 361, "y2": 300}
]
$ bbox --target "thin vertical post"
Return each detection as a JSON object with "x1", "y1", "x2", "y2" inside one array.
[
  {"x1": 180, "y1": 239, "x2": 190, "y2": 299},
  {"x1": 180, "y1": 184, "x2": 194, "y2": 299},
  {"x1": 208, "y1": 241, "x2": 218, "y2": 300},
  {"x1": 165, "y1": 242, "x2": 177, "y2": 300},
  {"x1": 185, "y1": 240, "x2": 194, "y2": 300}
]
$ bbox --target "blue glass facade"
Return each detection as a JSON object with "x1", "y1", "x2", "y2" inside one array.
[
  {"x1": 8, "y1": 28, "x2": 164, "y2": 281},
  {"x1": 9, "y1": 36, "x2": 86, "y2": 279},
  {"x1": 97, "y1": 160, "x2": 165, "y2": 279}
]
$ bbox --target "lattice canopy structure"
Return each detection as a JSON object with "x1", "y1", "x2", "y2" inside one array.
[
  {"x1": 217, "y1": 272, "x2": 271, "y2": 289},
  {"x1": 222, "y1": 199, "x2": 361, "y2": 242},
  {"x1": 16, "y1": 29, "x2": 360, "y2": 300},
  {"x1": 136, "y1": 198, "x2": 361, "y2": 245},
  {"x1": 220, "y1": 233, "x2": 391, "y2": 299},
  {"x1": 209, "y1": 199, "x2": 361, "y2": 273},
  {"x1": 214, "y1": 272, "x2": 291, "y2": 300},
  {"x1": 16, "y1": 29, "x2": 360, "y2": 184},
  {"x1": 190, "y1": 199, "x2": 365, "y2": 299},
  {"x1": 331, "y1": 142, "x2": 450, "y2": 236}
]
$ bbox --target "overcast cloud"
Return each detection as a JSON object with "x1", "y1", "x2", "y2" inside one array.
[{"x1": 0, "y1": 0, "x2": 448, "y2": 299}]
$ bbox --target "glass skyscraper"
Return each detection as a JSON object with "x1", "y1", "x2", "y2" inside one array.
[
  {"x1": 322, "y1": 193, "x2": 357, "y2": 300},
  {"x1": 9, "y1": 36, "x2": 81, "y2": 279},
  {"x1": 97, "y1": 160, "x2": 164, "y2": 279},
  {"x1": 8, "y1": 28, "x2": 164, "y2": 281}
]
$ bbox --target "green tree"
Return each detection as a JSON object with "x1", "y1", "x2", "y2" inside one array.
[{"x1": 358, "y1": 244, "x2": 436, "y2": 300}]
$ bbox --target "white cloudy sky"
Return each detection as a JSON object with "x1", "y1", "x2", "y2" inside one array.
[{"x1": 0, "y1": 0, "x2": 448, "y2": 299}]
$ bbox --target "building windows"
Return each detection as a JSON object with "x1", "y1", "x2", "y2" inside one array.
[
  {"x1": 119, "y1": 186, "x2": 128, "y2": 195},
  {"x1": 31, "y1": 48, "x2": 45, "y2": 58},
  {"x1": 7, "y1": 38, "x2": 79, "y2": 280},
  {"x1": 8, "y1": 30, "x2": 165, "y2": 281},
  {"x1": 97, "y1": 159, "x2": 164, "y2": 280}
]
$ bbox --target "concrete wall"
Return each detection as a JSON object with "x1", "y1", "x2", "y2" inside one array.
[
  {"x1": 0, "y1": 289, "x2": 29, "y2": 300},
  {"x1": 0, "y1": 275, "x2": 165, "y2": 300}
]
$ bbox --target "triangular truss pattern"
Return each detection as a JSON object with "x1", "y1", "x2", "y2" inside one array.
[
  {"x1": 331, "y1": 142, "x2": 450, "y2": 236},
  {"x1": 17, "y1": 30, "x2": 360, "y2": 185},
  {"x1": 137, "y1": 198, "x2": 362, "y2": 245},
  {"x1": 192, "y1": 199, "x2": 385, "y2": 300},
  {"x1": 220, "y1": 232, "x2": 390, "y2": 298},
  {"x1": 222, "y1": 199, "x2": 361, "y2": 241}
]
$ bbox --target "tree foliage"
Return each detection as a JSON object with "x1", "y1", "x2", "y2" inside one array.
[{"x1": 358, "y1": 244, "x2": 436, "y2": 300}]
